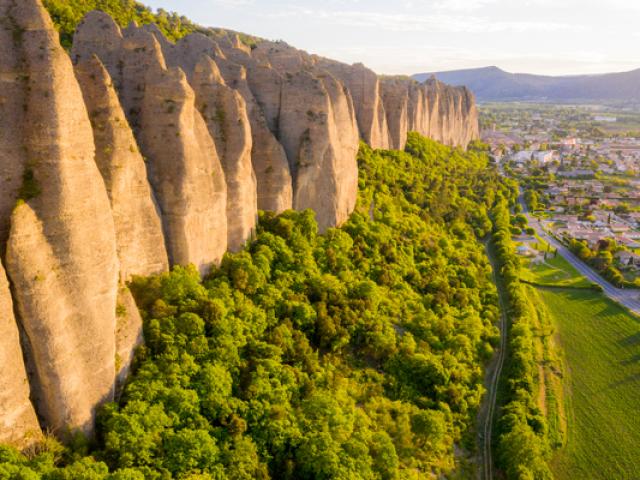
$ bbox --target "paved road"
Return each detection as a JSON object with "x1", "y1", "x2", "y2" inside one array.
[{"x1": 519, "y1": 193, "x2": 640, "y2": 315}]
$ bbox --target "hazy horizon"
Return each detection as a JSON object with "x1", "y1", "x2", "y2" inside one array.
[{"x1": 142, "y1": 0, "x2": 639, "y2": 77}]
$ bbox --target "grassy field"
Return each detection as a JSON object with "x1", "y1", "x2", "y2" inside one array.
[
  {"x1": 544, "y1": 289, "x2": 640, "y2": 479},
  {"x1": 520, "y1": 255, "x2": 594, "y2": 288},
  {"x1": 520, "y1": 244, "x2": 640, "y2": 479},
  {"x1": 517, "y1": 235, "x2": 594, "y2": 289}
]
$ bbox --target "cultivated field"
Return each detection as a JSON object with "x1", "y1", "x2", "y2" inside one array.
[
  {"x1": 545, "y1": 289, "x2": 640, "y2": 479},
  {"x1": 521, "y1": 243, "x2": 640, "y2": 478}
]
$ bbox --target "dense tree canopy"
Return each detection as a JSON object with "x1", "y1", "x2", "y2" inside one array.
[
  {"x1": 1, "y1": 135, "x2": 516, "y2": 479},
  {"x1": 491, "y1": 198, "x2": 554, "y2": 479},
  {"x1": 42, "y1": 0, "x2": 198, "y2": 48}
]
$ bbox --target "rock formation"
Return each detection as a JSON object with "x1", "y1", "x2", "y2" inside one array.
[
  {"x1": 0, "y1": 260, "x2": 41, "y2": 448},
  {"x1": 74, "y1": 56, "x2": 169, "y2": 391},
  {"x1": 192, "y1": 56, "x2": 257, "y2": 251},
  {"x1": 114, "y1": 286, "x2": 143, "y2": 395},
  {"x1": 73, "y1": 12, "x2": 228, "y2": 274},
  {"x1": 380, "y1": 76, "x2": 479, "y2": 150},
  {"x1": 380, "y1": 78, "x2": 410, "y2": 150},
  {"x1": 146, "y1": 29, "x2": 293, "y2": 215},
  {"x1": 139, "y1": 65, "x2": 228, "y2": 273},
  {"x1": 2, "y1": 0, "x2": 119, "y2": 437},
  {"x1": 74, "y1": 55, "x2": 169, "y2": 280},
  {"x1": 0, "y1": 1, "x2": 480, "y2": 446},
  {"x1": 0, "y1": 0, "x2": 26, "y2": 249},
  {"x1": 318, "y1": 61, "x2": 391, "y2": 150},
  {"x1": 217, "y1": 39, "x2": 360, "y2": 230},
  {"x1": 279, "y1": 70, "x2": 359, "y2": 230},
  {"x1": 250, "y1": 40, "x2": 479, "y2": 151}
]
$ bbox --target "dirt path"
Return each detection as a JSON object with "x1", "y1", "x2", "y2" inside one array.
[{"x1": 478, "y1": 242, "x2": 509, "y2": 480}]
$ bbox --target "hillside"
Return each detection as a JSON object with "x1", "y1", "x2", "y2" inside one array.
[
  {"x1": 413, "y1": 66, "x2": 640, "y2": 103},
  {"x1": 0, "y1": 0, "x2": 479, "y2": 451},
  {"x1": 0, "y1": 134, "x2": 509, "y2": 479}
]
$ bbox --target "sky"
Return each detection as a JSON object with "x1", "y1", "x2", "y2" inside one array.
[{"x1": 143, "y1": 0, "x2": 640, "y2": 76}]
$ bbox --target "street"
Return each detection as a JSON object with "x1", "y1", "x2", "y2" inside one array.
[{"x1": 519, "y1": 193, "x2": 640, "y2": 315}]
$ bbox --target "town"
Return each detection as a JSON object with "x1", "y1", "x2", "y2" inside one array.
[{"x1": 481, "y1": 103, "x2": 640, "y2": 287}]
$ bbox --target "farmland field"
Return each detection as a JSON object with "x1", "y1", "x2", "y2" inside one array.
[{"x1": 520, "y1": 244, "x2": 640, "y2": 478}]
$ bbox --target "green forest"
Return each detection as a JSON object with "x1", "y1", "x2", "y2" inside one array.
[
  {"x1": 42, "y1": 0, "x2": 197, "y2": 48},
  {"x1": 41, "y1": 0, "x2": 258, "y2": 50},
  {"x1": 490, "y1": 200, "x2": 554, "y2": 479},
  {"x1": 0, "y1": 135, "x2": 519, "y2": 479}
]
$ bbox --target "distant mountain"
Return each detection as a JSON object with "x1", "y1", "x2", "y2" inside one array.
[{"x1": 413, "y1": 66, "x2": 640, "y2": 102}]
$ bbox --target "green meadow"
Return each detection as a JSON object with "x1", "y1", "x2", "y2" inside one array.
[{"x1": 521, "y1": 245, "x2": 640, "y2": 478}]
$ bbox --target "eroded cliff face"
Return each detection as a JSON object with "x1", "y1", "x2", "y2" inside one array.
[
  {"x1": 0, "y1": 260, "x2": 40, "y2": 448},
  {"x1": 2, "y1": 0, "x2": 119, "y2": 437},
  {"x1": 192, "y1": 57, "x2": 257, "y2": 251},
  {"x1": 148, "y1": 29, "x2": 293, "y2": 215},
  {"x1": 251, "y1": 41, "x2": 479, "y2": 150},
  {"x1": 74, "y1": 55, "x2": 169, "y2": 280},
  {"x1": 279, "y1": 70, "x2": 359, "y2": 230},
  {"x1": 73, "y1": 12, "x2": 228, "y2": 274},
  {"x1": 216, "y1": 39, "x2": 361, "y2": 230},
  {"x1": 0, "y1": 1, "x2": 479, "y2": 446},
  {"x1": 0, "y1": 1, "x2": 26, "y2": 248}
]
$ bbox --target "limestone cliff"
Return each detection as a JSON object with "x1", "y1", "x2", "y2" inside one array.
[
  {"x1": 0, "y1": 260, "x2": 40, "y2": 448},
  {"x1": 192, "y1": 56, "x2": 257, "y2": 251},
  {"x1": 218, "y1": 39, "x2": 360, "y2": 231},
  {"x1": 74, "y1": 55, "x2": 169, "y2": 280},
  {"x1": 380, "y1": 76, "x2": 479, "y2": 149},
  {"x1": 0, "y1": 0, "x2": 26, "y2": 249},
  {"x1": 380, "y1": 77, "x2": 410, "y2": 150},
  {"x1": 72, "y1": 12, "x2": 228, "y2": 274},
  {"x1": 279, "y1": 70, "x2": 360, "y2": 230},
  {"x1": 142, "y1": 29, "x2": 258, "y2": 250},
  {"x1": 150, "y1": 30, "x2": 293, "y2": 214},
  {"x1": 74, "y1": 56, "x2": 169, "y2": 391},
  {"x1": 250, "y1": 40, "x2": 479, "y2": 151},
  {"x1": 0, "y1": 1, "x2": 480, "y2": 446},
  {"x1": 114, "y1": 286, "x2": 143, "y2": 395},
  {"x1": 318, "y1": 61, "x2": 391, "y2": 150},
  {"x1": 2, "y1": 0, "x2": 119, "y2": 437}
]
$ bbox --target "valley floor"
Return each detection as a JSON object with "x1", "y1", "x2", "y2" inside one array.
[
  {"x1": 545, "y1": 288, "x2": 640, "y2": 479},
  {"x1": 520, "y1": 241, "x2": 640, "y2": 478}
]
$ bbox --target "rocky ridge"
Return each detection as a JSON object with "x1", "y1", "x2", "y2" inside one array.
[{"x1": 0, "y1": 0, "x2": 479, "y2": 444}]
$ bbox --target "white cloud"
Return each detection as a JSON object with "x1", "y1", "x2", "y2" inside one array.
[
  {"x1": 211, "y1": 0, "x2": 254, "y2": 6},
  {"x1": 267, "y1": 7, "x2": 583, "y2": 34},
  {"x1": 144, "y1": 0, "x2": 640, "y2": 76},
  {"x1": 431, "y1": 0, "x2": 499, "y2": 11}
]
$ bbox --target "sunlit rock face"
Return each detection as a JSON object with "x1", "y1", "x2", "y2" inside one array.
[
  {"x1": 73, "y1": 12, "x2": 228, "y2": 274},
  {"x1": 0, "y1": 259, "x2": 41, "y2": 448},
  {"x1": 192, "y1": 56, "x2": 257, "y2": 251},
  {"x1": 0, "y1": 1, "x2": 479, "y2": 444},
  {"x1": 74, "y1": 55, "x2": 169, "y2": 280},
  {"x1": 380, "y1": 76, "x2": 480, "y2": 150},
  {"x1": 2, "y1": 0, "x2": 119, "y2": 438},
  {"x1": 148, "y1": 29, "x2": 294, "y2": 215}
]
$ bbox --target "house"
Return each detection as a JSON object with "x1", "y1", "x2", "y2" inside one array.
[
  {"x1": 533, "y1": 151, "x2": 556, "y2": 164},
  {"x1": 610, "y1": 224, "x2": 631, "y2": 234},
  {"x1": 516, "y1": 245, "x2": 535, "y2": 257},
  {"x1": 573, "y1": 232, "x2": 611, "y2": 249},
  {"x1": 615, "y1": 251, "x2": 640, "y2": 268},
  {"x1": 619, "y1": 237, "x2": 640, "y2": 249},
  {"x1": 512, "y1": 150, "x2": 534, "y2": 164},
  {"x1": 557, "y1": 169, "x2": 595, "y2": 178}
]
